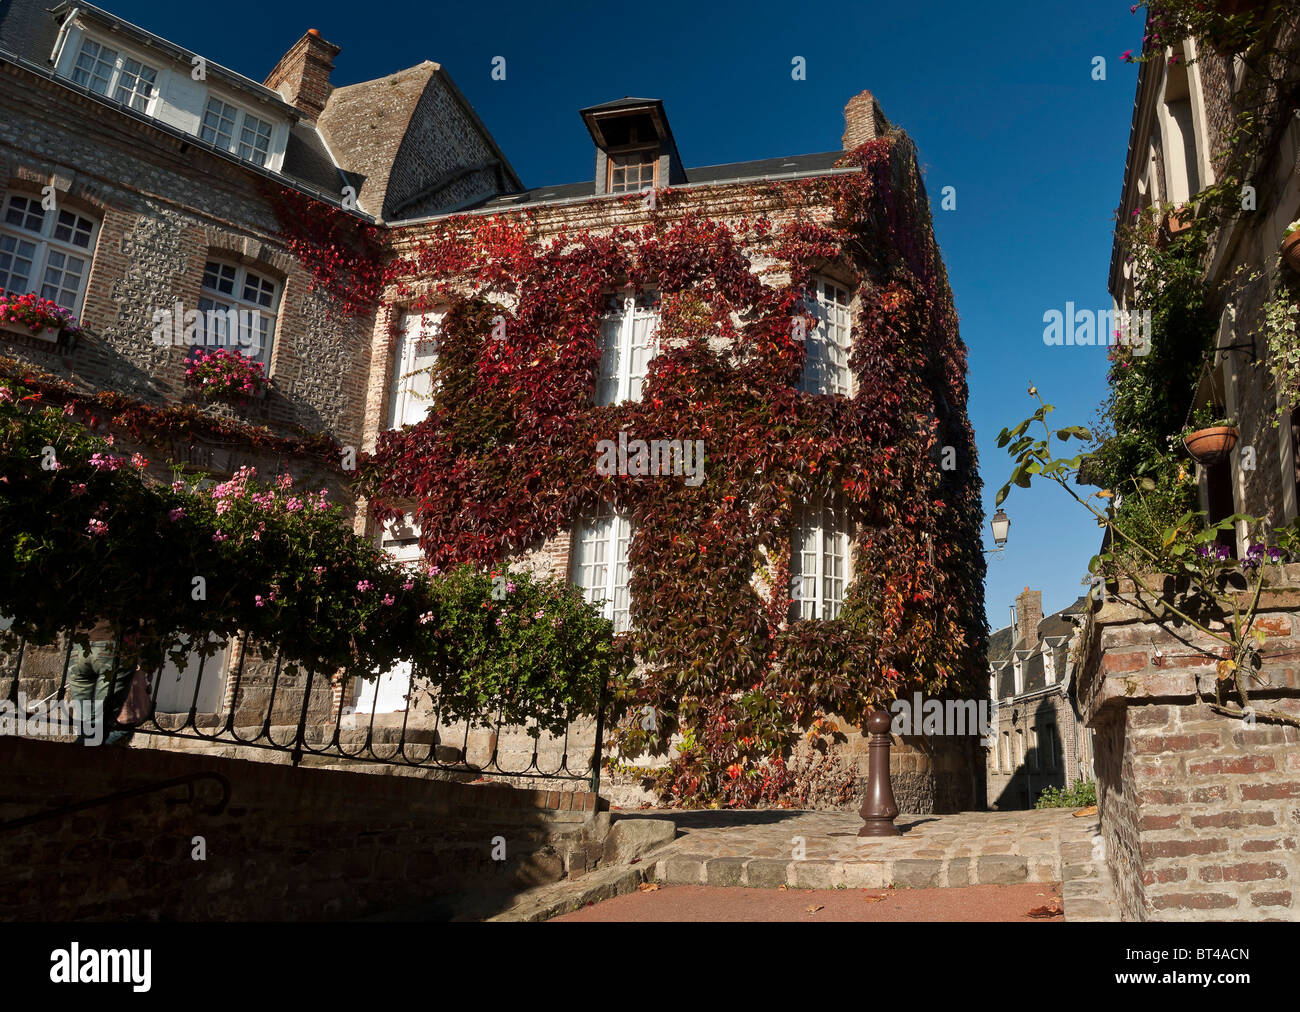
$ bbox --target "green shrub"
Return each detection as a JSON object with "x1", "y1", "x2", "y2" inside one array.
[{"x1": 1035, "y1": 779, "x2": 1097, "y2": 809}]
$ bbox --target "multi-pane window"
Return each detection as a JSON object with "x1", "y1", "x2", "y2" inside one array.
[
  {"x1": 0, "y1": 193, "x2": 98, "y2": 315},
  {"x1": 389, "y1": 310, "x2": 442, "y2": 428},
  {"x1": 201, "y1": 99, "x2": 239, "y2": 151},
  {"x1": 789, "y1": 499, "x2": 851, "y2": 621},
  {"x1": 237, "y1": 114, "x2": 274, "y2": 166},
  {"x1": 596, "y1": 291, "x2": 659, "y2": 405},
  {"x1": 71, "y1": 39, "x2": 117, "y2": 95},
  {"x1": 196, "y1": 260, "x2": 279, "y2": 368},
  {"x1": 115, "y1": 58, "x2": 159, "y2": 113},
  {"x1": 70, "y1": 38, "x2": 158, "y2": 112},
  {"x1": 571, "y1": 502, "x2": 632, "y2": 633},
  {"x1": 609, "y1": 149, "x2": 658, "y2": 193},
  {"x1": 201, "y1": 98, "x2": 274, "y2": 167},
  {"x1": 800, "y1": 277, "x2": 853, "y2": 397}
]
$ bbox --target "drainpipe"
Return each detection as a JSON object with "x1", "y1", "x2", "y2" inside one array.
[{"x1": 50, "y1": 7, "x2": 79, "y2": 68}]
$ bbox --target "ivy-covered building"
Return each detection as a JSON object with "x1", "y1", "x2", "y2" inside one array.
[{"x1": 0, "y1": 0, "x2": 987, "y2": 809}]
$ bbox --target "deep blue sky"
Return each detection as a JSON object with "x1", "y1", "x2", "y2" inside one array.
[{"x1": 116, "y1": 0, "x2": 1146, "y2": 631}]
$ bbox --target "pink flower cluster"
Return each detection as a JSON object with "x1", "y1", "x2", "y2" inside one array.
[
  {"x1": 0, "y1": 290, "x2": 84, "y2": 338},
  {"x1": 184, "y1": 347, "x2": 267, "y2": 401}
]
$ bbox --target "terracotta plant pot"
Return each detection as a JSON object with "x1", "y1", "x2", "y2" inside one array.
[
  {"x1": 1183, "y1": 426, "x2": 1239, "y2": 465},
  {"x1": 1166, "y1": 206, "x2": 1193, "y2": 236},
  {"x1": 1282, "y1": 231, "x2": 1300, "y2": 273}
]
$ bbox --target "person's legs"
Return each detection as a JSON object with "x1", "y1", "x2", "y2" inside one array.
[{"x1": 66, "y1": 640, "x2": 116, "y2": 745}]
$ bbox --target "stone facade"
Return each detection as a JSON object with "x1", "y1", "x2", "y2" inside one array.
[
  {"x1": 0, "y1": 2, "x2": 981, "y2": 814},
  {"x1": 985, "y1": 589, "x2": 1094, "y2": 809},
  {"x1": 1076, "y1": 574, "x2": 1300, "y2": 920}
]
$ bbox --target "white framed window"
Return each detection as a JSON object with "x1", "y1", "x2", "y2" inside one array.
[
  {"x1": 800, "y1": 277, "x2": 853, "y2": 397},
  {"x1": 596, "y1": 290, "x2": 659, "y2": 406},
  {"x1": 196, "y1": 259, "x2": 279, "y2": 369},
  {"x1": 1043, "y1": 643, "x2": 1056, "y2": 685},
  {"x1": 1013, "y1": 655, "x2": 1024, "y2": 695},
  {"x1": 201, "y1": 98, "x2": 274, "y2": 167},
  {"x1": 0, "y1": 193, "x2": 98, "y2": 316},
  {"x1": 789, "y1": 498, "x2": 851, "y2": 621},
  {"x1": 201, "y1": 98, "x2": 238, "y2": 151},
  {"x1": 389, "y1": 309, "x2": 442, "y2": 428},
  {"x1": 379, "y1": 513, "x2": 424, "y2": 567},
  {"x1": 70, "y1": 38, "x2": 158, "y2": 113},
  {"x1": 570, "y1": 502, "x2": 632, "y2": 633}
]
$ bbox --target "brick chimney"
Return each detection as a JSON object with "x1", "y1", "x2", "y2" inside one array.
[
  {"x1": 841, "y1": 90, "x2": 891, "y2": 150},
  {"x1": 264, "y1": 29, "x2": 340, "y2": 121},
  {"x1": 1015, "y1": 588, "x2": 1043, "y2": 650}
]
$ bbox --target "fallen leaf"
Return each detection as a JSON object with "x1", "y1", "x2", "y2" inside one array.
[
  {"x1": 637, "y1": 882, "x2": 660, "y2": 892},
  {"x1": 1026, "y1": 903, "x2": 1063, "y2": 919},
  {"x1": 863, "y1": 894, "x2": 887, "y2": 903},
  {"x1": 778, "y1": 884, "x2": 788, "y2": 891},
  {"x1": 806, "y1": 904, "x2": 824, "y2": 913}
]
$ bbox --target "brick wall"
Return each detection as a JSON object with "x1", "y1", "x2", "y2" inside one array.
[
  {"x1": 0, "y1": 734, "x2": 605, "y2": 920},
  {"x1": 1077, "y1": 575, "x2": 1300, "y2": 920}
]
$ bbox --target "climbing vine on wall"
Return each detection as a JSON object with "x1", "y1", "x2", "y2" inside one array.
[{"x1": 283, "y1": 135, "x2": 984, "y2": 806}]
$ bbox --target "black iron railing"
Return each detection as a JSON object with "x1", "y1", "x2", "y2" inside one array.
[{"x1": 3, "y1": 631, "x2": 607, "y2": 792}]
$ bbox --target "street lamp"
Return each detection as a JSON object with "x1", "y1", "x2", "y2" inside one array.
[{"x1": 987, "y1": 509, "x2": 1008, "y2": 556}]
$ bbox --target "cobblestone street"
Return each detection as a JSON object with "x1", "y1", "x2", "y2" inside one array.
[{"x1": 496, "y1": 807, "x2": 1120, "y2": 921}]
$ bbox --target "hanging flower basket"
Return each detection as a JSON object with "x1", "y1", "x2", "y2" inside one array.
[
  {"x1": 1282, "y1": 228, "x2": 1300, "y2": 274},
  {"x1": 1183, "y1": 426, "x2": 1239, "y2": 465}
]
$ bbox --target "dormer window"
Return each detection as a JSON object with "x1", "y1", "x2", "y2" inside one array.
[
  {"x1": 608, "y1": 149, "x2": 658, "y2": 193},
  {"x1": 581, "y1": 98, "x2": 685, "y2": 196},
  {"x1": 202, "y1": 99, "x2": 274, "y2": 167},
  {"x1": 71, "y1": 37, "x2": 159, "y2": 113}
]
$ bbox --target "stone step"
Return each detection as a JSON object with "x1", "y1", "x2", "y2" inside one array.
[{"x1": 651, "y1": 852, "x2": 1061, "y2": 890}]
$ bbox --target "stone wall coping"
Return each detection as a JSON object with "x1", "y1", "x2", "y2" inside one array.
[{"x1": 1076, "y1": 569, "x2": 1300, "y2": 725}]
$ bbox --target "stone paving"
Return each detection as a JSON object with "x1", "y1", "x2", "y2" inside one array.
[{"x1": 607, "y1": 807, "x2": 1118, "y2": 920}]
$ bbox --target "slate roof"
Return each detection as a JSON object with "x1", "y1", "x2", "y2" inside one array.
[
  {"x1": 989, "y1": 595, "x2": 1088, "y2": 699},
  {"x1": 0, "y1": 0, "x2": 345, "y2": 197}
]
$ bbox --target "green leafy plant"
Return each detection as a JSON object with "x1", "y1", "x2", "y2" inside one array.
[
  {"x1": 998, "y1": 388, "x2": 1300, "y2": 730},
  {"x1": 0, "y1": 379, "x2": 614, "y2": 732},
  {"x1": 1181, "y1": 401, "x2": 1235, "y2": 436},
  {"x1": 1035, "y1": 779, "x2": 1097, "y2": 810}
]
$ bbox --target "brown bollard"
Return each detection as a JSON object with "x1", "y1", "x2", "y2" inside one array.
[{"x1": 858, "y1": 708, "x2": 901, "y2": 837}]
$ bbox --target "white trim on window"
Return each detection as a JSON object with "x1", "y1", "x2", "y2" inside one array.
[
  {"x1": 379, "y1": 513, "x2": 424, "y2": 567},
  {"x1": 596, "y1": 290, "x2": 659, "y2": 406},
  {"x1": 196, "y1": 259, "x2": 280, "y2": 370},
  {"x1": 800, "y1": 277, "x2": 853, "y2": 397},
  {"x1": 202, "y1": 97, "x2": 275, "y2": 167},
  {"x1": 69, "y1": 36, "x2": 160, "y2": 114},
  {"x1": 790, "y1": 498, "x2": 851, "y2": 621},
  {"x1": 389, "y1": 309, "x2": 442, "y2": 428},
  {"x1": 570, "y1": 502, "x2": 632, "y2": 632},
  {"x1": 0, "y1": 192, "x2": 99, "y2": 317}
]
